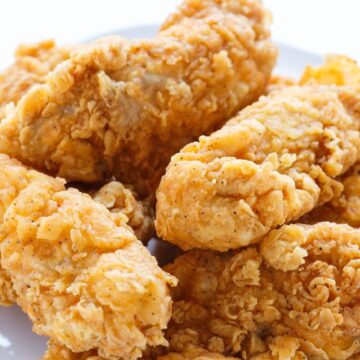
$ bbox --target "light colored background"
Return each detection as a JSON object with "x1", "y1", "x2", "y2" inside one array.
[{"x1": 0, "y1": 0, "x2": 359, "y2": 70}]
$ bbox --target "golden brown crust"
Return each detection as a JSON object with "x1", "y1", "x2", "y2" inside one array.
[
  {"x1": 0, "y1": 40, "x2": 72, "y2": 108},
  {"x1": 300, "y1": 55, "x2": 360, "y2": 86},
  {"x1": 301, "y1": 164, "x2": 360, "y2": 226},
  {"x1": 0, "y1": 267, "x2": 15, "y2": 306},
  {"x1": 0, "y1": 0, "x2": 276, "y2": 196},
  {"x1": 298, "y1": 56, "x2": 360, "y2": 226},
  {"x1": 42, "y1": 341, "x2": 100, "y2": 360},
  {"x1": 157, "y1": 347, "x2": 237, "y2": 360},
  {"x1": 157, "y1": 222, "x2": 360, "y2": 360},
  {"x1": 156, "y1": 57, "x2": 360, "y2": 251},
  {"x1": 265, "y1": 74, "x2": 297, "y2": 94},
  {"x1": 0, "y1": 154, "x2": 176, "y2": 360},
  {"x1": 331, "y1": 167, "x2": 360, "y2": 226},
  {"x1": 90, "y1": 181, "x2": 154, "y2": 242},
  {"x1": 156, "y1": 83, "x2": 360, "y2": 251},
  {"x1": 42, "y1": 342, "x2": 235, "y2": 360}
]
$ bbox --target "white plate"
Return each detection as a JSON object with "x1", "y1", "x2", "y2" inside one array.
[{"x1": 0, "y1": 24, "x2": 322, "y2": 360}]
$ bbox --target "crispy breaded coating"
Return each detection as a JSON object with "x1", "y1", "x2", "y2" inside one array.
[
  {"x1": 298, "y1": 56, "x2": 360, "y2": 226},
  {"x1": 157, "y1": 222, "x2": 360, "y2": 359},
  {"x1": 42, "y1": 341, "x2": 235, "y2": 360},
  {"x1": 156, "y1": 83, "x2": 360, "y2": 251},
  {"x1": 157, "y1": 56, "x2": 360, "y2": 251},
  {"x1": 0, "y1": 268, "x2": 15, "y2": 306},
  {"x1": 157, "y1": 347, "x2": 237, "y2": 360},
  {"x1": 301, "y1": 164, "x2": 360, "y2": 226},
  {"x1": 0, "y1": 154, "x2": 176, "y2": 360},
  {"x1": 330, "y1": 166, "x2": 360, "y2": 226},
  {"x1": 0, "y1": 40, "x2": 71, "y2": 109},
  {"x1": 0, "y1": 0, "x2": 277, "y2": 196},
  {"x1": 42, "y1": 340, "x2": 99, "y2": 360},
  {"x1": 301, "y1": 55, "x2": 360, "y2": 86},
  {"x1": 265, "y1": 74, "x2": 296, "y2": 94},
  {"x1": 91, "y1": 181, "x2": 154, "y2": 242}
]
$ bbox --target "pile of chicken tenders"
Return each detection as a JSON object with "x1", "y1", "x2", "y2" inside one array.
[{"x1": 1, "y1": 0, "x2": 360, "y2": 359}]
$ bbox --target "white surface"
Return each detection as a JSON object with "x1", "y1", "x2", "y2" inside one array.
[
  {"x1": 0, "y1": 0, "x2": 359, "y2": 69},
  {"x1": 265, "y1": 0, "x2": 360, "y2": 62},
  {"x1": 0, "y1": 24, "x2": 321, "y2": 360}
]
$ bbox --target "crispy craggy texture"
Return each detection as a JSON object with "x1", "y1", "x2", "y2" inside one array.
[
  {"x1": 0, "y1": 0, "x2": 277, "y2": 196},
  {"x1": 42, "y1": 342, "x2": 235, "y2": 360},
  {"x1": 0, "y1": 268, "x2": 15, "y2": 306},
  {"x1": 42, "y1": 341, "x2": 99, "y2": 360},
  {"x1": 158, "y1": 222, "x2": 360, "y2": 360},
  {"x1": 325, "y1": 166, "x2": 360, "y2": 226},
  {"x1": 157, "y1": 347, "x2": 237, "y2": 360},
  {"x1": 156, "y1": 82, "x2": 360, "y2": 251},
  {"x1": 0, "y1": 155, "x2": 176, "y2": 360},
  {"x1": 301, "y1": 164, "x2": 360, "y2": 226},
  {"x1": 301, "y1": 55, "x2": 360, "y2": 86},
  {"x1": 90, "y1": 181, "x2": 154, "y2": 242},
  {"x1": 0, "y1": 40, "x2": 71, "y2": 111},
  {"x1": 298, "y1": 56, "x2": 360, "y2": 226},
  {"x1": 157, "y1": 56, "x2": 360, "y2": 251},
  {"x1": 265, "y1": 74, "x2": 296, "y2": 94}
]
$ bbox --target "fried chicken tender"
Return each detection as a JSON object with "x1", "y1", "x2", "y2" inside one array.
[
  {"x1": 158, "y1": 222, "x2": 360, "y2": 360},
  {"x1": 0, "y1": 40, "x2": 71, "y2": 111},
  {"x1": 0, "y1": 0, "x2": 277, "y2": 196},
  {"x1": 156, "y1": 81, "x2": 360, "y2": 251},
  {"x1": 156, "y1": 55, "x2": 360, "y2": 251},
  {"x1": 90, "y1": 181, "x2": 154, "y2": 242},
  {"x1": 0, "y1": 154, "x2": 176, "y2": 360}
]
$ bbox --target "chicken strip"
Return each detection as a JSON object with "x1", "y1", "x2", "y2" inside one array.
[
  {"x1": 0, "y1": 154, "x2": 176, "y2": 360},
  {"x1": 156, "y1": 79, "x2": 360, "y2": 251},
  {"x1": 90, "y1": 181, "x2": 154, "y2": 242},
  {"x1": 157, "y1": 222, "x2": 360, "y2": 360},
  {"x1": 156, "y1": 84, "x2": 360, "y2": 251},
  {"x1": 0, "y1": 180, "x2": 153, "y2": 305},
  {"x1": 0, "y1": 40, "x2": 71, "y2": 110},
  {"x1": 156, "y1": 55, "x2": 360, "y2": 252},
  {"x1": 0, "y1": 0, "x2": 277, "y2": 196}
]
